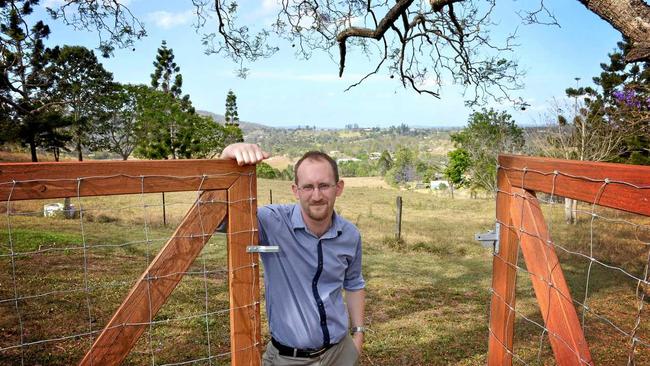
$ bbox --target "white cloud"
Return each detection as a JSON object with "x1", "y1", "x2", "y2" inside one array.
[{"x1": 147, "y1": 9, "x2": 195, "y2": 29}]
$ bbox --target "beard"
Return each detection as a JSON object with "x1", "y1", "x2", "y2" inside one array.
[{"x1": 303, "y1": 201, "x2": 332, "y2": 221}]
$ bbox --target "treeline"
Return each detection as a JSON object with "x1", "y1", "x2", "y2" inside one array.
[
  {"x1": 0, "y1": 2, "x2": 241, "y2": 162},
  {"x1": 446, "y1": 39, "x2": 649, "y2": 196},
  {"x1": 255, "y1": 37, "x2": 650, "y2": 195}
]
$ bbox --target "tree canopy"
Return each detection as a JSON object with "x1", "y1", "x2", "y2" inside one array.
[
  {"x1": 449, "y1": 108, "x2": 524, "y2": 192},
  {"x1": 35, "y1": 0, "x2": 650, "y2": 105}
]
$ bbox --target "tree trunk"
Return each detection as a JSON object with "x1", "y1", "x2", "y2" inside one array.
[
  {"x1": 564, "y1": 198, "x2": 577, "y2": 224},
  {"x1": 77, "y1": 138, "x2": 83, "y2": 161},
  {"x1": 54, "y1": 147, "x2": 60, "y2": 162},
  {"x1": 578, "y1": 0, "x2": 650, "y2": 62},
  {"x1": 30, "y1": 141, "x2": 38, "y2": 162},
  {"x1": 63, "y1": 197, "x2": 74, "y2": 219},
  {"x1": 572, "y1": 199, "x2": 578, "y2": 224},
  {"x1": 450, "y1": 182, "x2": 455, "y2": 199}
]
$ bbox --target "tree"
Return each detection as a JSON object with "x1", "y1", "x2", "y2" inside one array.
[
  {"x1": 223, "y1": 121, "x2": 244, "y2": 145},
  {"x1": 224, "y1": 89, "x2": 239, "y2": 126},
  {"x1": 131, "y1": 86, "x2": 179, "y2": 159},
  {"x1": 199, "y1": 0, "x2": 650, "y2": 105},
  {"x1": 151, "y1": 40, "x2": 189, "y2": 103},
  {"x1": 529, "y1": 39, "x2": 647, "y2": 223},
  {"x1": 148, "y1": 41, "x2": 195, "y2": 159},
  {"x1": 257, "y1": 162, "x2": 279, "y2": 179},
  {"x1": 450, "y1": 108, "x2": 524, "y2": 192},
  {"x1": 377, "y1": 150, "x2": 393, "y2": 175},
  {"x1": 18, "y1": 110, "x2": 72, "y2": 161},
  {"x1": 0, "y1": 0, "x2": 63, "y2": 161},
  {"x1": 38, "y1": 1, "x2": 650, "y2": 105},
  {"x1": 130, "y1": 84, "x2": 240, "y2": 159},
  {"x1": 93, "y1": 83, "x2": 138, "y2": 160},
  {"x1": 444, "y1": 148, "x2": 471, "y2": 199},
  {"x1": 386, "y1": 146, "x2": 417, "y2": 185},
  {"x1": 52, "y1": 45, "x2": 113, "y2": 161}
]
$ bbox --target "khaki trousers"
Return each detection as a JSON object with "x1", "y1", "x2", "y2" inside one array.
[{"x1": 262, "y1": 335, "x2": 360, "y2": 366}]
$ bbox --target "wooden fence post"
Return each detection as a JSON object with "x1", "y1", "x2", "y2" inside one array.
[
  {"x1": 395, "y1": 196, "x2": 402, "y2": 240},
  {"x1": 162, "y1": 192, "x2": 167, "y2": 226}
]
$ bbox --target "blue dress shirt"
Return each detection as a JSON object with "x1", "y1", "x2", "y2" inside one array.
[{"x1": 257, "y1": 204, "x2": 365, "y2": 349}]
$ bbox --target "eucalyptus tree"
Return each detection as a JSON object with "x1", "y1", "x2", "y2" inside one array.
[
  {"x1": 93, "y1": 83, "x2": 138, "y2": 160},
  {"x1": 449, "y1": 108, "x2": 524, "y2": 193},
  {"x1": 52, "y1": 45, "x2": 113, "y2": 161}
]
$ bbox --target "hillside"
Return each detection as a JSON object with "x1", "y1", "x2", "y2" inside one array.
[{"x1": 196, "y1": 110, "x2": 274, "y2": 134}]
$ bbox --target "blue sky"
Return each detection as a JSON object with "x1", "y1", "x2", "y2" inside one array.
[{"x1": 37, "y1": 0, "x2": 622, "y2": 128}]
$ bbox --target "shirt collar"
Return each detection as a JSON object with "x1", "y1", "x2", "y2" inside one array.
[{"x1": 291, "y1": 204, "x2": 343, "y2": 239}]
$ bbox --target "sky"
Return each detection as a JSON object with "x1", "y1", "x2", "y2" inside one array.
[{"x1": 35, "y1": 0, "x2": 623, "y2": 128}]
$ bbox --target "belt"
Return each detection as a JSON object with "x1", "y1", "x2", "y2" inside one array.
[{"x1": 271, "y1": 337, "x2": 335, "y2": 358}]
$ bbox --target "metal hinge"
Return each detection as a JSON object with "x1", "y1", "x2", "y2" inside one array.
[
  {"x1": 246, "y1": 246, "x2": 280, "y2": 253},
  {"x1": 475, "y1": 223, "x2": 500, "y2": 254}
]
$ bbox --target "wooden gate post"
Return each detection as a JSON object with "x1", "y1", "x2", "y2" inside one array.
[
  {"x1": 228, "y1": 173, "x2": 262, "y2": 365},
  {"x1": 488, "y1": 168, "x2": 519, "y2": 366}
]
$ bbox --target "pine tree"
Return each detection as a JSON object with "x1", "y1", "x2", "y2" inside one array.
[
  {"x1": 151, "y1": 41, "x2": 181, "y2": 96},
  {"x1": 563, "y1": 39, "x2": 650, "y2": 165},
  {"x1": 148, "y1": 40, "x2": 195, "y2": 159},
  {"x1": 0, "y1": 0, "x2": 68, "y2": 161},
  {"x1": 224, "y1": 89, "x2": 239, "y2": 126}
]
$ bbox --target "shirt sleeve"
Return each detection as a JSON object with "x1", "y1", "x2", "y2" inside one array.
[{"x1": 343, "y1": 234, "x2": 365, "y2": 291}]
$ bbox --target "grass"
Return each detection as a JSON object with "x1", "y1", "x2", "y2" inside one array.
[{"x1": 0, "y1": 177, "x2": 648, "y2": 365}]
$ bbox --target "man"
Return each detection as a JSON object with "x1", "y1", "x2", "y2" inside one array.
[{"x1": 221, "y1": 143, "x2": 366, "y2": 366}]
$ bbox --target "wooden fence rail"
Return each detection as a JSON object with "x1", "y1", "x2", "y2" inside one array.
[
  {"x1": 489, "y1": 154, "x2": 650, "y2": 366},
  {"x1": 0, "y1": 159, "x2": 261, "y2": 366}
]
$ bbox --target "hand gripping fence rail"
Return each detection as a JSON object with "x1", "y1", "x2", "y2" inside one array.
[
  {"x1": 0, "y1": 159, "x2": 262, "y2": 366},
  {"x1": 489, "y1": 154, "x2": 650, "y2": 365}
]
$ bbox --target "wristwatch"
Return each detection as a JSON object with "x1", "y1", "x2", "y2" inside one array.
[{"x1": 350, "y1": 326, "x2": 366, "y2": 334}]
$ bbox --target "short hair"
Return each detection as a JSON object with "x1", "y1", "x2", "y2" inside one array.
[{"x1": 294, "y1": 151, "x2": 339, "y2": 184}]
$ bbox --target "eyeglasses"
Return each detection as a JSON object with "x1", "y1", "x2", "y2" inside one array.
[{"x1": 297, "y1": 183, "x2": 337, "y2": 194}]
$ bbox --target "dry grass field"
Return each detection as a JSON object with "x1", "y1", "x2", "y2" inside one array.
[
  {"x1": 264, "y1": 155, "x2": 294, "y2": 170},
  {"x1": 0, "y1": 176, "x2": 648, "y2": 365}
]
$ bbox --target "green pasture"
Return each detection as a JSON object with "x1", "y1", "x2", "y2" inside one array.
[{"x1": 0, "y1": 178, "x2": 648, "y2": 365}]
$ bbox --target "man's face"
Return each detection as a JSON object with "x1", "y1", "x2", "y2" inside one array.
[{"x1": 292, "y1": 158, "x2": 344, "y2": 223}]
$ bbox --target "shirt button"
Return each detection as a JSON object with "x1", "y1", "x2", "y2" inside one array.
[{"x1": 321, "y1": 320, "x2": 326, "y2": 325}]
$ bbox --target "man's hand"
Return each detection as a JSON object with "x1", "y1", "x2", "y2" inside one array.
[{"x1": 221, "y1": 143, "x2": 270, "y2": 166}]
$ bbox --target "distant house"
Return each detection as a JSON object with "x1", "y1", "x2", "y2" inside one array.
[
  {"x1": 336, "y1": 158, "x2": 361, "y2": 164},
  {"x1": 329, "y1": 150, "x2": 341, "y2": 156},
  {"x1": 430, "y1": 180, "x2": 449, "y2": 190}
]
